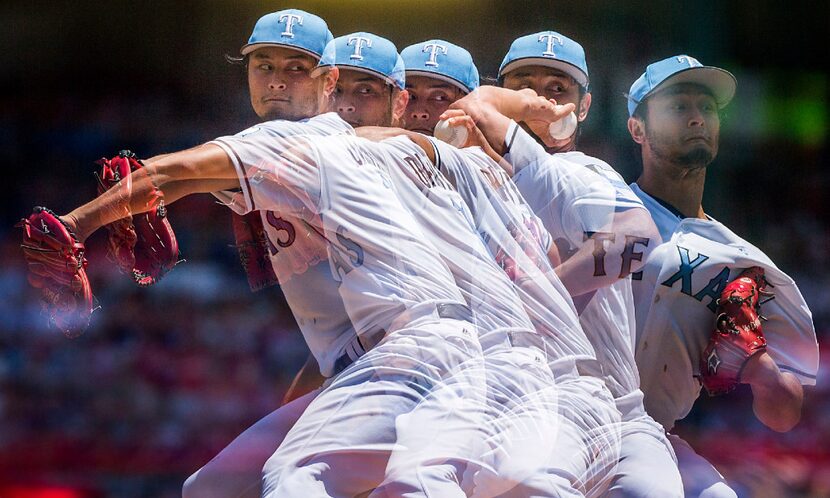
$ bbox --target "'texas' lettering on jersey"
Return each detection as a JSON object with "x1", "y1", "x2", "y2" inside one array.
[
  {"x1": 659, "y1": 245, "x2": 730, "y2": 312},
  {"x1": 557, "y1": 231, "x2": 650, "y2": 278}
]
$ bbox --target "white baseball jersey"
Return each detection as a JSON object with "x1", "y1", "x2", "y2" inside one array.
[
  {"x1": 210, "y1": 117, "x2": 465, "y2": 376},
  {"x1": 504, "y1": 122, "x2": 656, "y2": 404},
  {"x1": 433, "y1": 137, "x2": 601, "y2": 370},
  {"x1": 210, "y1": 113, "x2": 355, "y2": 377},
  {"x1": 375, "y1": 135, "x2": 537, "y2": 341},
  {"x1": 631, "y1": 183, "x2": 819, "y2": 430}
]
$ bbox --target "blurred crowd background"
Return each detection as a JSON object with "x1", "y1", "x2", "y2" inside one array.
[{"x1": 1, "y1": 1, "x2": 827, "y2": 497}]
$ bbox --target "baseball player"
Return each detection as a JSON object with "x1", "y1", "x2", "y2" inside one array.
[
  {"x1": 193, "y1": 34, "x2": 528, "y2": 496},
  {"x1": 340, "y1": 40, "x2": 546, "y2": 496},
  {"x1": 391, "y1": 40, "x2": 626, "y2": 496},
  {"x1": 444, "y1": 31, "x2": 684, "y2": 497},
  {"x1": 175, "y1": 10, "x2": 355, "y2": 498},
  {"x1": 46, "y1": 13, "x2": 411, "y2": 498},
  {"x1": 275, "y1": 30, "x2": 414, "y2": 401},
  {"x1": 200, "y1": 29, "x2": 500, "y2": 496},
  {"x1": 117, "y1": 14, "x2": 468, "y2": 498},
  {"x1": 353, "y1": 41, "x2": 568, "y2": 496},
  {"x1": 626, "y1": 55, "x2": 819, "y2": 497}
]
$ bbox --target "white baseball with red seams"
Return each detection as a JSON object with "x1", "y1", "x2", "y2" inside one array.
[{"x1": 434, "y1": 118, "x2": 469, "y2": 148}]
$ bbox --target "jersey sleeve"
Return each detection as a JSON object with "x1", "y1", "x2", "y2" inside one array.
[
  {"x1": 763, "y1": 281, "x2": 819, "y2": 386},
  {"x1": 208, "y1": 129, "x2": 323, "y2": 216},
  {"x1": 502, "y1": 120, "x2": 550, "y2": 175},
  {"x1": 305, "y1": 112, "x2": 357, "y2": 136},
  {"x1": 207, "y1": 113, "x2": 352, "y2": 214},
  {"x1": 566, "y1": 176, "x2": 657, "y2": 251},
  {"x1": 734, "y1": 255, "x2": 819, "y2": 386},
  {"x1": 516, "y1": 159, "x2": 613, "y2": 248}
]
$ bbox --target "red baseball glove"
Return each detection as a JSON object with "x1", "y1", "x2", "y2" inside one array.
[
  {"x1": 18, "y1": 207, "x2": 94, "y2": 338},
  {"x1": 95, "y1": 150, "x2": 180, "y2": 286},
  {"x1": 700, "y1": 266, "x2": 770, "y2": 395}
]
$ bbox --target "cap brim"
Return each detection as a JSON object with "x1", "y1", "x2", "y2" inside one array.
[
  {"x1": 499, "y1": 57, "x2": 588, "y2": 88},
  {"x1": 240, "y1": 42, "x2": 322, "y2": 60},
  {"x1": 650, "y1": 66, "x2": 737, "y2": 107},
  {"x1": 404, "y1": 70, "x2": 471, "y2": 94},
  {"x1": 321, "y1": 64, "x2": 402, "y2": 88}
]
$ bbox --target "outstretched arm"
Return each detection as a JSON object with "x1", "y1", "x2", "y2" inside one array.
[
  {"x1": 64, "y1": 143, "x2": 239, "y2": 241},
  {"x1": 447, "y1": 86, "x2": 574, "y2": 154}
]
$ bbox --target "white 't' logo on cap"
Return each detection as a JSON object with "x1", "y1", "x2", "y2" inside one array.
[
  {"x1": 348, "y1": 36, "x2": 373, "y2": 60},
  {"x1": 538, "y1": 33, "x2": 563, "y2": 57},
  {"x1": 676, "y1": 56, "x2": 702, "y2": 67},
  {"x1": 278, "y1": 14, "x2": 303, "y2": 38},
  {"x1": 422, "y1": 43, "x2": 448, "y2": 67}
]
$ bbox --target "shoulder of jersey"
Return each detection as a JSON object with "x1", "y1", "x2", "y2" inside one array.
[
  {"x1": 559, "y1": 151, "x2": 634, "y2": 188},
  {"x1": 463, "y1": 145, "x2": 493, "y2": 161},
  {"x1": 558, "y1": 151, "x2": 611, "y2": 169},
  {"x1": 235, "y1": 119, "x2": 300, "y2": 138},
  {"x1": 383, "y1": 133, "x2": 424, "y2": 152},
  {"x1": 309, "y1": 112, "x2": 355, "y2": 132}
]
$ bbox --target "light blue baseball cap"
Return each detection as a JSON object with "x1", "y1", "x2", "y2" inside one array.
[
  {"x1": 499, "y1": 31, "x2": 589, "y2": 88},
  {"x1": 315, "y1": 32, "x2": 406, "y2": 90},
  {"x1": 241, "y1": 9, "x2": 333, "y2": 60},
  {"x1": 627, "y1": 55, "x2": 737, "y2": 116},
  {"x1": 402, "y1": 40, "x2": 479, "y2": 94}
]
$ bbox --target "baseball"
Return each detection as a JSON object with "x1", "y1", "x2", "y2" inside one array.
[
  {"x1": 548, "y1": 109, "x2": 578, "y2": 140},
  {"x1": 434, "y1": 119, "x2": 469, "y2": 148}
]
